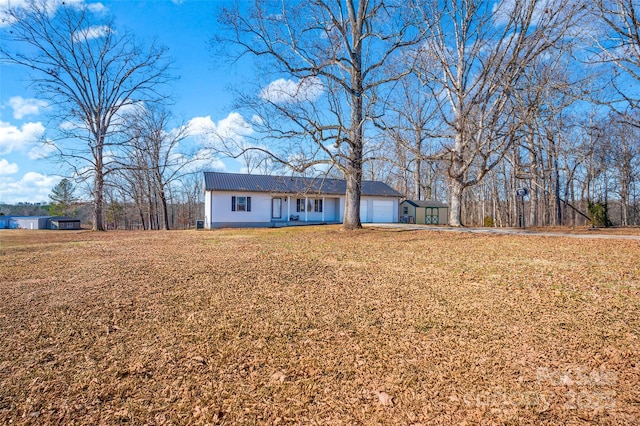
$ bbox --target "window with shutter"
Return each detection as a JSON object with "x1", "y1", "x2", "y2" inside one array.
[
  {"x1": 237, "y1": 196, "x2": 247, "y2": 211},
  {"x1": 232, "y1": 196, "x2": 251, "y2": 212}
]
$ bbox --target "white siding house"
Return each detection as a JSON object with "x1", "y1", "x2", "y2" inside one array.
[{"x1": 203, "y1": 172, "x2": 401, "y2": 228}]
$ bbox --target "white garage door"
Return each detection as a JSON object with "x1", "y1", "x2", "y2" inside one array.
[
  {"x1": 360, "y1": 201, "x2": 369, "y2": 223},
  {"x1": 372, "y1": 200, "x2": 394, "y2": 222}
]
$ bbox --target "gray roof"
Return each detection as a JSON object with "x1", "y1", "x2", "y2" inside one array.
[
  {"x1": 403, "y1": 199, "x2": 449, "y2": 208},
  {"x1": 203, "y1": 172, "x2": 402, "y2": 197},
  {"x1": 7, "y1": 216, "x2": 75, "y2": 220},
  {"x1": 8, "y1": 216, "x2": 53, "y2": 219}
]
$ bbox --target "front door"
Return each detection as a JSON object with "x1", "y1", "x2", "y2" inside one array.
[
  {"x1": 425, "y1": 207, "x2": 439, "y2": 224},
  {"x1": 272, "y1": 198, "x2": 282, "y2": 219}
]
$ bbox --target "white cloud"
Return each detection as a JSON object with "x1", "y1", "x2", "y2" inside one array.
[
  {"x1": 0, "y1": 0, "x2": 107, "y2": 27},
  {"x1": 0, "y1": 120, "x2": 46, "y2": 155},
  {"x1": 59, "y1": 120, "x2": 79, "y2": 132},
  {"x1": 73, "y1": 25, "x2": 112, "y2": 41},
  {"x1": 28, "y1": 142, "x2": 56, "y2": 160},
  {"x1": 8, "y1": 96, "x2": 48, "y2": 119},
  {"x1": 86, "y1": 2, "x2": 106, "y2": 13},
  {"x1": 0, "y1": 172, "x2": 57, "y2": 204},
  {"x1": 0, "y1": 158, "x2": 19, "y2": 175},
  {"x1": 251, "y1": 114, "x2": 265, "y2": 126},
  {"x1": 182, "y1": 113, "x2": 259, "y2": 171},
  {"x1": 260, "y1": 77, "x2": 324, "y2": 104},
  {"x1": 492, "y1": 0, "x2": 561, "y2": 27},
  {"x1": 185, "y1": 148, "x2": 226, "y2": 173},
  {"x1": 216, "y1": 112, "x2": 254, "y2": 138},
  {"x1": 0, "y1": 0, "x2": 28, "y2": 26},
  {"x1": 0, "y1": 0, "x2": 28, "y2": 9},
  {"x1": 492, "y1": 0, "x2": 522, "y2": 26},
  {"x1": 187, "y1": 116, "x2": 216, "y2": 137},
  {"x1": 118, "y1": 100, "x2": 145, "y2": 117},
  {"x1": 187, "y1": 112, "x2": 254, "y2": 146}
]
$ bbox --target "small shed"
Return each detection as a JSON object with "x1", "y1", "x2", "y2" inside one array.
[
  {"x1": 50, "y1": 218, "x2": 81, "y2": 230},
  {"x1": 400, "y1": 200, "x2": 449, "y2": 225}
]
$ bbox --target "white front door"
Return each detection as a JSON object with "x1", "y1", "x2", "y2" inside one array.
[{"x1": 272, "y1": 198, "x2": 282, "y2": 219}]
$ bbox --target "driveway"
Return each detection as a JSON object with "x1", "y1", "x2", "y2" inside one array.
[{"x1": 366, "y1": 223, "x2": 640, "y2": 241}]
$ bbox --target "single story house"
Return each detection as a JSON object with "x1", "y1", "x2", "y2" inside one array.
[
  {"x1": 400, "y1": 200, "x2": 449, "y2": 225},
  {"x1": 203, "y1": 172, "x2": 402, "y2": 228},
  {"x1": 0, "y1": 216, "x2": 81, "y2": 230}
]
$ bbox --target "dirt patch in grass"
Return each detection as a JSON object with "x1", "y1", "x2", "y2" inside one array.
[{"x1": 1, "y1": 227, "x2": 639, "y2": 424}]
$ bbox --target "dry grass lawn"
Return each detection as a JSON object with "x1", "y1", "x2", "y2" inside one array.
[{"x1": 0, "y1": 226, "x2": 639, "y2": 425}]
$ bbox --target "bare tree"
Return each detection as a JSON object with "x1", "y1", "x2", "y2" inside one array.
[
  {"x1": 381, "y1": 71, "x2": 444, "y2": 200},
  {"x1": 117, "y1": 106, "x2": 192, "y2": 230},
  {"x1": 599, "y1": 112, "x2": 640, "y2": 225},
  {"x1": 0, "y1": 0, "x2": 171, "y2": 230},
  {"x1": 417, "y1": 0, "x2": 583, "y2": 226},
  {"x1": 173, "y1": 173, "x2": 205, "y2": 229},
  {"x1": 516, "y1": 53, "x2": 590, "y2": 226},
  {"x1": 216, "y1": 0, "x2": 423, "y2": 229},
  {"x1": 595, "y1": 0, "x2": 640, "y2": 111}
]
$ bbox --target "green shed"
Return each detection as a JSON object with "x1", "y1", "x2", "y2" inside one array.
[{"x1": 400, "y1": 200, "x2": 449, "y2": 225}]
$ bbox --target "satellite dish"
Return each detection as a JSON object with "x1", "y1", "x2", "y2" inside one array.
[{"x1": 516, "y1": 187, "x2": 529, "y2": 197}]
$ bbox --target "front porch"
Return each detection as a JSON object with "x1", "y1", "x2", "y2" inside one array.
[
  {"x1": 270, "y1": 220, "x2": 341, "y2": 228},
  {"x1": 270, "y1": 195, "x2": 341, "y2": 225}
]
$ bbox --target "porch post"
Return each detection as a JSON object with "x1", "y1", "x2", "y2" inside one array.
[
  {"x1": 287, "y1": 196, "x2": 290, "y2": 221},
  {"x1": 305, "y1": 197, "x2": 308, "y2": 222},
  {"x1": 322, "y1": 196, "x2": 325, "y2": 222}
]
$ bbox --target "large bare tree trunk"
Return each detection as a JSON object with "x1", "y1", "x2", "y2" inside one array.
[
  {"x1": 414, "y1": 154, "x2": 422, "y2": 200},
  {"x1": 342, "y1": 2, "x2": 365, "y2": 230},
  {"x1": 344, "y1": 165, "x2": 362, "y2": 230},
  {"x1": 449, "y1": 177, "x2": 464, "y2": 227},
  {"x1": 528, "y1": 141, "x2": 539, "y2": 227},
  {"x1": 158, "y1": 184, "x2": 170, "y2": 231},
  {"x1": 93, "y1": 168, "x2": 105, "y2": 231}
]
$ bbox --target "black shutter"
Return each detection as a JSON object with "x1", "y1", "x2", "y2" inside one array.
[
  {"x1": 247, "y1": 197, "x2": 251, "y2": 212},
  {"x1": 231, "y1": 196, "x2": 236, "y2": 211}
]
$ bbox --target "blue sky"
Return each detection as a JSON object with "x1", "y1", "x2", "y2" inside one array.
[{"x1": 0, "y1": 0, "x2": 254, "y2": 204}]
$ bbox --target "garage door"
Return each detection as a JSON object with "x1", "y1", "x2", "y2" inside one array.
[
  {"x1": 372, "y1": 200, "x2": 394, "y2": 222},
  {"x1": 360, "y1": 201, "x2": 369, "y2": 223}
]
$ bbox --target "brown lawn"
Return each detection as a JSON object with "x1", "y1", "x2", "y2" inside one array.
[
  {"x1": 526, "y1": 226, "x2": 640, "y2": 236},
  {"x1": 0, "y1": 227, "x2": 639, "y2": 425}
]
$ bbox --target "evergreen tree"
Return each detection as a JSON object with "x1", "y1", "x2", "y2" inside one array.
[{"x1": 49, "y1": 179, "x2": 78, "y2": 217}]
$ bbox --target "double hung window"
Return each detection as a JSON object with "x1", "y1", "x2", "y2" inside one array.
[{"x1": 231, "y1": 196, "x2": 251, "y2": 212}]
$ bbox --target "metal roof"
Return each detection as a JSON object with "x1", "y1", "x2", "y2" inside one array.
[
  {"x1": 203, "y1": 172, "x2": 402, "y2": 197},
  {"x1": 403, "y1": 199, "x2": 449, "y2": 208},
  {"x1": 6, "y1": 216, "x2": 76, "y2": 220}
]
